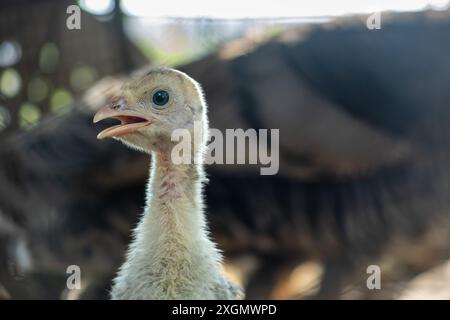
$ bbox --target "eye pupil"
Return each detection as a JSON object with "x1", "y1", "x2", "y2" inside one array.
[{"x1": 152, "y1": 90, "x2": 169, "y2": 107}]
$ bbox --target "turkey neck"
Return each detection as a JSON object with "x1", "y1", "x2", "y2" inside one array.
[{"x1": 140, "y1": 149, "x2": 207, "y2": 249}]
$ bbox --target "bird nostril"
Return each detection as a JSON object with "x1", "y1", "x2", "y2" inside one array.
[{"x1": 111, "y1": 96, "x2": 127, "y2": 110}]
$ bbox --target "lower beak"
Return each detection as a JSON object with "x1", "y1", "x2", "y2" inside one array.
[{"x1": 93, "y1": 105, "x2": 154, "y2": 140}]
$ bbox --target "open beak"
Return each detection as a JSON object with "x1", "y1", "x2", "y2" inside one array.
[{"x1": 93, "y1": 103, "x2": 154, "y2": 140}]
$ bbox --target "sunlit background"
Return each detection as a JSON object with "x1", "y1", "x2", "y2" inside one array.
[{"x1": 83, "y1": 0, "x2": 449, "y2": 18}]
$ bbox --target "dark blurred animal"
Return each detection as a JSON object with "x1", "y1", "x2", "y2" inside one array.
[{"x1": 1, "y1": 9, "x2": 450, "y2": 299}]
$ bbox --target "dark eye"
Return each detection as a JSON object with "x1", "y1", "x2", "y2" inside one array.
[{"x1": 152, "y1": 90, "x2": 170, "y2": 108}]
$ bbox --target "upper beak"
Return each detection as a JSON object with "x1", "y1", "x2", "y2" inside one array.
[{"x1": 93, "y1": 102, "x2": 154, "y2": 140}]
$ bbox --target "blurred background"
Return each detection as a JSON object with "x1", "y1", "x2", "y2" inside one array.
[{"x1": 1, "y1": 0, "x2": 450, "y2": 299}]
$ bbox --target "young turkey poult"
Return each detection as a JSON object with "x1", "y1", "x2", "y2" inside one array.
[{"x1": 93, "y1": 68, "x2": 243, "y2": 300}]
